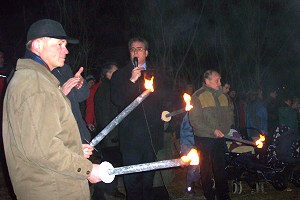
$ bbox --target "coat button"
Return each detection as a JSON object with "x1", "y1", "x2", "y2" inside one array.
[{"x1": 77, "y1": 168, "x2": 81, "y2": 172}]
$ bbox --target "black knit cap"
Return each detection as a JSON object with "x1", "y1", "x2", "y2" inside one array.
[{"x1": 26, "y1": 19, "x2": 79, "y2": 44}]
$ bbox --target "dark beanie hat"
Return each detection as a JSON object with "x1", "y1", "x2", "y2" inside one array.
[{"x1": 26, "y1": 19, "x2": 79, "y2": 44}]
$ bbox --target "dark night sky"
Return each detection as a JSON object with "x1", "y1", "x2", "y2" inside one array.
[
  {"x1": 0, "y1": 0, "x2": 131, "y2": 66},
  {"x1": 1, "y1": 0, "x2": 300, "y2": 94}
]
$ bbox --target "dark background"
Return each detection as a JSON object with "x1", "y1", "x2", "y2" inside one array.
[{"x1": 1, "y1": 0, "x2": 300, "y2": 95}]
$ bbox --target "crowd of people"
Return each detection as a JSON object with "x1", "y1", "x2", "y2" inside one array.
[
  {"x1": 222, "y1": 82, "x2": 300, "y2": 139},
  {"x1": 0, "y1": 19, "x2": 173, "y2": 200},
  {"x1": 1, "y1": 18, "x2": 300, "y2": 200}
]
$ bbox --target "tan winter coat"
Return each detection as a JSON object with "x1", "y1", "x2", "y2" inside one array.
[{"x1": 2, "y1": 59, "x2": 93, "y2": 200}]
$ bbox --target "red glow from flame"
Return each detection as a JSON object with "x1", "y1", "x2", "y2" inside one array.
[
  {"x1": 183, "y1": 93, "x2": 193, "y2": 111},
  {"x1": 255, "y1": 134, "x2": 265, "y2": 148},
  {"x1": 181, "y1": 149, "x2": 199, "y2": 165},
  {"x1": 144, "y1": 76, "x2": 154, "y2": 92}
]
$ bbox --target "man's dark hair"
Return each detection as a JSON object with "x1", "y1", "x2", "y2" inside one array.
[{"x1": 128, "y1": 37, "x2": 149, "y2": 50}]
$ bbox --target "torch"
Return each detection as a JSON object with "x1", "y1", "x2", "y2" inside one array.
[
  {"x1": 161, "y1": 93, "x2": 193, "y2": 122},
  {"x1": 89, "y1": 77, "x2": 154, "y2": 147},
  {"x1": 225, "y1": 134, "x2": 265, "y2": 148},
  {"x1": 98, "y1": 149, "x2": 199, "y2": 183}
]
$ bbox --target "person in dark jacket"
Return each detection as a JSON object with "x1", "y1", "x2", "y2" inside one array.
[
  {"x1": 51, "y1": 64, "x2": 91, "y2": 143},
  {"x1": 93, "y1": 62, "x2": 125, "y2": 199},
  {"x1": 110, "y1": 37, "x2": 168, "y2": 200},
  {"x1": 264, "y1": 87, "x2": 280, "y2": 134},
  {"x1": 278, "y1": 94, "x2": 299, "y2": 131},
  {"x1": 246, "y1": 87, "x2": 268, "y2": 139}
]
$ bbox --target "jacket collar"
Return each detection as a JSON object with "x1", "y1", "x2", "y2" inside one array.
[
  {"x1": 202, "y1": 84, "x2": 223, "y2": 96},
  {"x1": 24, "y1": 50, "x2": 49, "y2": 70},
  {"x1": 16, "y1": 58, "x2": 60, "y2": 87}
]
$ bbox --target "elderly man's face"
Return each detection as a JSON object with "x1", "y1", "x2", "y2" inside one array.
[
  {"x1": 129, "y1": 41, "x2": 148, "y2": 67},
  {"x1": 36, "y1": 37, "x2": 69, "y2": 71},
  {"x1": 206, "y1": 72, "x2": 221, "y2": 90}
]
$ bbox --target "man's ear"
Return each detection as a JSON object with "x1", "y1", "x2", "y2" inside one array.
[
  {"x1": 145, "y1": 50, "x2": 149, "y2": 58},
  {"x1": 32, "y1": 40, "x2": 42, "y2": 53}
]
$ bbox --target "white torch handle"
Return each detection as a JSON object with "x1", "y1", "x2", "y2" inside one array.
[{"x1": 98, "y1": 161, "x2": 115, "y2": 183}]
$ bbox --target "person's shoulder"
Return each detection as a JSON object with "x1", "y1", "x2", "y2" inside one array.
[
  {"x1": 193, "y1": 86, "x2": 206, "y2": 96},
  {"x1": 60, "y1": 64, "x2": 73, "y2": 74},
  {"x1": 111, "y1": 63, "x2": 131, "y2": 79}
]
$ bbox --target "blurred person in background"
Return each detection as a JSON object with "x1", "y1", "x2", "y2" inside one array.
[
  {"x1": 93, "y1": 62, "x2": 125, "y2": 199},
  {"x1": 86, "y1": 74, "x2": 101, "y2": 132}
]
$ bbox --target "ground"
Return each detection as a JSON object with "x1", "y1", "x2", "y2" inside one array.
[{"x1": 1, "y1": 162, "x2": 300, "y2": 200}]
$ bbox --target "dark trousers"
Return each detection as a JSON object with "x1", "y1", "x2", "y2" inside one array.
[
  {"x1": 186, "y1": 165, "x2": 200, "y2": 188},
  {"x1": 92, "y1": 146, "x2": 123, "y2": 199},
  {"x1": 122, "y1": 148, "x2": 156, "y2": 200},
  {"x1": 195, "y1": 137, "x2": 230, "y2": 200},
  {"x1": 102, "y1": 146, "x2": 122, "y2": 194}
]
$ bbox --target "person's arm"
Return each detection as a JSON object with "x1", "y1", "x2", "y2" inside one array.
[
  {"x1": 74, "y1": 80, "x2": 89, "y2": 102},
  {"x1": 61, "y1": 66, "x2": 90, "y2": 102},
  {"x1": 72, "y1": 67, "x2": 90, "y2": 102},
  {"x1": 110, "y1": 66, "x2": 139, "y2": 108},
  {"x1": 180, "y1": 114, "x2": 195, "y2": 155}
]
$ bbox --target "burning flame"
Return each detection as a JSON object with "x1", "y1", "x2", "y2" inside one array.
[
  {"x1": 181, "y1": 149, "x2": 199, "y2": 165},
  {"x1": 183, "y1": 93, "x2": 193, "y2": 111},
  {"x1": 255, "y1": 134, "x2": 266, "y2": 148},
  {"x1": 144, "y1": 76, "x2": 154, "y2": 92}
]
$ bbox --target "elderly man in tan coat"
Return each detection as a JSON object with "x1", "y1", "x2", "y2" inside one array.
[{"x1": 2, "y1": 19, "x2": 102, "y2": 200}]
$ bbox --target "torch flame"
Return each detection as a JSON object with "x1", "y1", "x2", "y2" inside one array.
[
  {"x1": 144, "y1": 76, "x2": 154, "y2": 92},
  {"x1": 255, "y1": 134, "x2": 266, "y2": 148},
  {"x1": 183, "y1": 93, "x2": 193, "y2": 111},
  {"x1": 181, "y1": 148, "x2": 199, "y2": 165}
]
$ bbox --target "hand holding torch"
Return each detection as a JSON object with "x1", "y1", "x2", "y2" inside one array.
[{"x1": 225, "y1": 134, "x2": 265, "y2": 148}]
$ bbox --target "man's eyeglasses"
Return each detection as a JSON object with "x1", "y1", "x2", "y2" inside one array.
[{"x1": 129, "y1": 47, "x2": 145, "y2": 53}]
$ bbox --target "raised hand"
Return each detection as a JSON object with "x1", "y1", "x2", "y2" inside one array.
[
  {"x1": 129, "y1": 67, "x2": 142, "y2": 83},
  {"x1": 60, "y1": 67, "x2": 84, "y2": 95},
  {"x1": 74, "y1": 67, "x2": 84, "y2": 89}
]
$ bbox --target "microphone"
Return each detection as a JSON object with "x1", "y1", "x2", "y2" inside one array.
[{"x1": 133, "y1": 57, "x2": 138, "y2": 68}]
